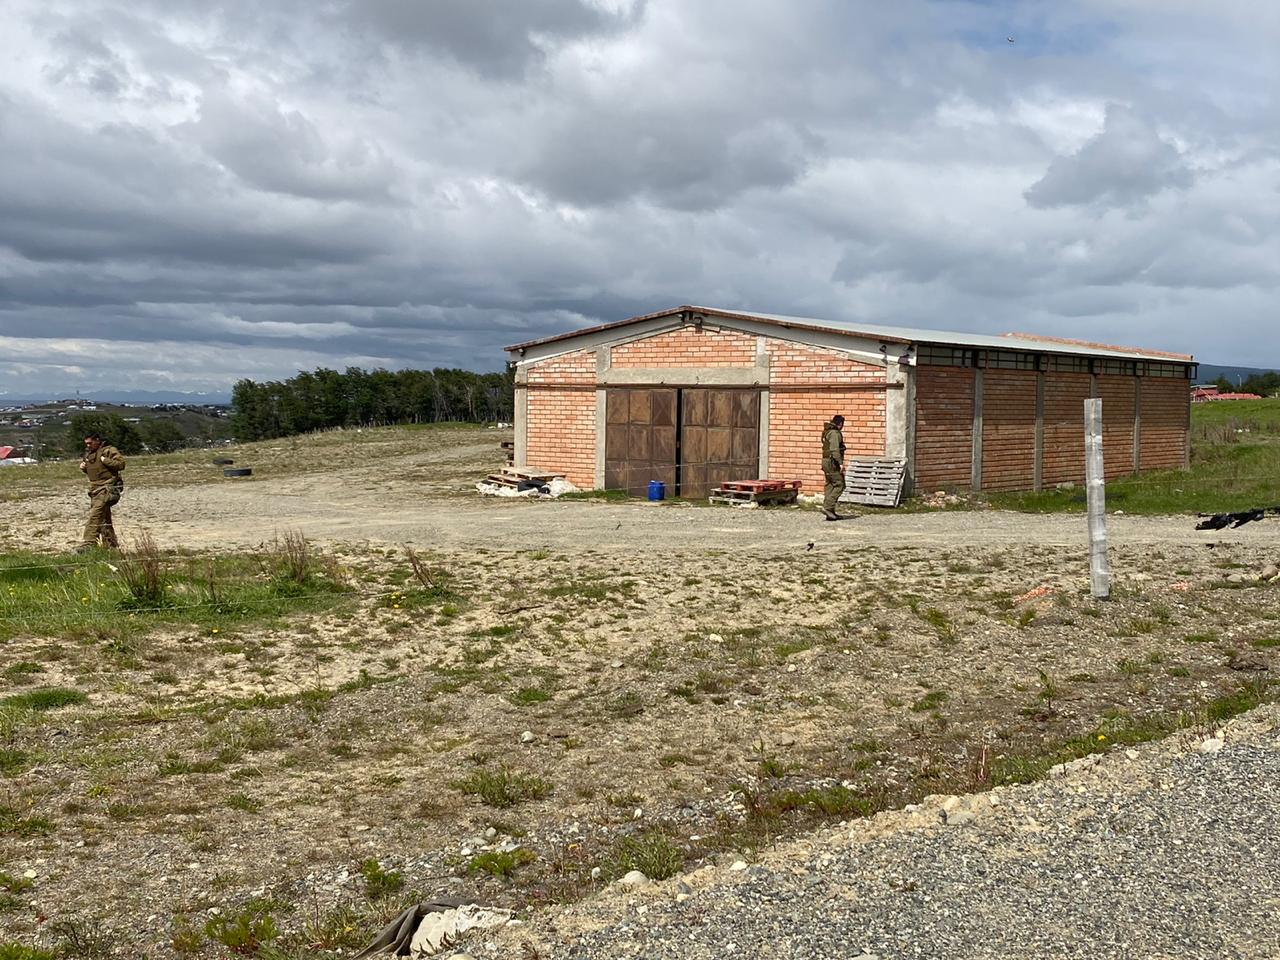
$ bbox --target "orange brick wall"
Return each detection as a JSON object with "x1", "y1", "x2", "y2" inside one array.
[
  {"x1": 915, "y1": 367, "x2": 974, "y2": 489},
  {"x1": 1140, "y1": 378, "x2": 1190, "y2": 470},
  {"x1": 525, "y1": 349, "x2": 596, "y2": 488},
  {"x1": 765, "y1": 340, "x2": 887, "y2": 493},
  {"x1": 611, "y1": 326, "x2": 757, "y2": 368},
  {"x1": 1042, "y1": 373, "x2": 1091, "y2": 487},
  {"x1": 981, "y1": 370, "x2": 1038, "y2": 491},
  {"x1": 1097, "y1": 375, "x2": 1137, "y2": 478},
  {"x1": 526, "y1": 350, "x2": 596, "y2": 385}
]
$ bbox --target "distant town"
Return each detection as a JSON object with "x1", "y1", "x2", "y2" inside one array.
[{"x1": 0, "y1": 398, "x2": 233, "y2": 464}]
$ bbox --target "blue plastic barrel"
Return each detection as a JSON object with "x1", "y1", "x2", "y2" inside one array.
[{"x1": 647, "y1": 480, "x2": 666, "y2": 501}]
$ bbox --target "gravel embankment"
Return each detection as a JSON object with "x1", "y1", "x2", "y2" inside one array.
[{"x1": 497, "y1": 705, "x2": 1280, "y2": 960}]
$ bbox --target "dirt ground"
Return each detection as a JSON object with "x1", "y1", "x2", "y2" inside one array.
[{"x1": 1, "y1": 426, "x2": 1277, "y2": 958}]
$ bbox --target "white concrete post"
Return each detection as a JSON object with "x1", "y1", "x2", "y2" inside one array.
[{"x1": 1084, "y1": 398, "x2": 1110, "y2": 600}]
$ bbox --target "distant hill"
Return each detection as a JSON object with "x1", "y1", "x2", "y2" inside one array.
[{"x1": 1196, "y1": 363, "x2": 1280, "y2": 387}]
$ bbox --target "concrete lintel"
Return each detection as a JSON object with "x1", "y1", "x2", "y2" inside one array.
[{"x1": 599, "y1": 367, "x2": 765, "y2": 387}]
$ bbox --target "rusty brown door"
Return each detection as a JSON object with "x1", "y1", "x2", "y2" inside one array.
[
  {"x1": 604, "y1": 388, "x2": 677, "y2": 496},
  {"x1": 678, "y1": 388, "x2": 759, "y2": 498}
]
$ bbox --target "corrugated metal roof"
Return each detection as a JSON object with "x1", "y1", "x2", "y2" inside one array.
[{"x1": 505, "y1": 305, "x2": 1194, "y2": 364}]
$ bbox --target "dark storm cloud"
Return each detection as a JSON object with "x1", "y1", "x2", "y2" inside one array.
[
  {"x1": 1, "y1": 0, "x2": 1278, "y2": 396},
  {"x1": 1025, "y1": 104, "x2": 1195, "y2": 209},
  {"x1": 341, "y1": 0, "x2": 643, "y2": 81}
]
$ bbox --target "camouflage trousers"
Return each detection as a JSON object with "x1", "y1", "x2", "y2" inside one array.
[
  {"x1": 822, "y1": 459, "x2": 845, "y2": 513},
  {"x1": 82, "y1": 486, "x2": 122, "y2": 549}
]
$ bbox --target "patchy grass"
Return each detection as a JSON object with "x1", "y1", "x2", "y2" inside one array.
[
  {"x1": 983, "y1": 400, "x2": 1280, "y2": 515},
  {"x1": 467, "y1": 848, "x2": 536, "y2": 878},
  {"x1": 454, "y1": 768, "x2": 551, "y2": 808},
  {"x1": 0, "y1": 545, "x2": 351, "y2": 643}
]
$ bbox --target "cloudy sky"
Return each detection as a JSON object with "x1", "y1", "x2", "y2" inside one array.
[{"x1": 1, "y1": 0, "x2": 1277, "y2": 396}]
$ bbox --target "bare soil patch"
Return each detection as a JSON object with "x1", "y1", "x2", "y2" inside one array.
[{"x1": 1, "y1": 425, "x2": 1276, "y2": 958}]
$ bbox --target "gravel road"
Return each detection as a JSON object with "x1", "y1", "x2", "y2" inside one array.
[
  {"x1": 502, "y1": 705, "x2": 1280, "y2": 960},
  {"x1": 16, "y1": 478, "x2": 1275, "y2": 555}
]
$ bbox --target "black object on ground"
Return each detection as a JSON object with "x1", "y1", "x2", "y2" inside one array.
[
  {"x1": 212, "y1": 457, "x2": 235, "y2": 466},
  {"x1": 1196, "y1": 506, "x2": 1279, "y2": 531},
  {"x1": 223, "y1": 467, "x2": 253, "y2": 478}
]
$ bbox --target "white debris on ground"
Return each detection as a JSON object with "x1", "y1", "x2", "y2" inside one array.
[
  {"x1": 475, "y1": 478, "x2": 579, "y2": 499},
  {"x1": 410, "y1": 904, "x2": 515, "y2": 956}
]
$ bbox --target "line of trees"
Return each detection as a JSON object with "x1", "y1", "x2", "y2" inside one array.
[
  {"x1": 1213, "y1": 372, "x2": 1280, "y2": 397},
  {"x1": 62, "y1": 413, "x2": 187, "y2": 456},
  {"x1": 230, "y1": 366, "x2": 515, "y2": 441}
]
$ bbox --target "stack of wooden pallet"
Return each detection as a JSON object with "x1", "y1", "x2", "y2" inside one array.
[
  {"x1": 500, "y1": 440, "x2": 514, "y2": 466},
  {"x1": 484, "y1": 466, "x2": 563, "y2": 490},
  {"x1": 841, "y1": 457, "x2": 907, "y2": 507},
  {"x1": 709, "y1": 479, "x2": 802, "y2": 506}
]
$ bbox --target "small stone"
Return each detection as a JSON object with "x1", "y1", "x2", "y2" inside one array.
[
  {"x1": 1260, "y1": 563, "x2": 1279, "y2": 581},
  {"x1": 619, "y1": 870, "x2": 649, "y2": 887},
  {"x1": 945, "y1": 810, "x2": 975, "y2": 827},
  {"x1": 677, "y1": 881, "x2": 693, "y2": 895},
  {"x1": 590, "y1": 867, "x2": 601, "y2": 880},
  {"x1": 520, "y1": 730, "x2": 535, "y2": 743},
  {"x1": 1125, "y1": 749, "x2": 1140, "y2": 760},
  {"x1": 675, "y1": 892, "x2": 691, "y2": 903},
  {"x1": 1198, "y1": 737, "x2": 1224, "y2": 754},
  {"x1": 22, "y1": 869, "x2": 36, "y2": 880},
  {"x1": 728, "y1": 860, "x2": 749, "y2": 872},
  {"x1": 707, "y1": 633, "x2": 724, "y2": 643},
  {"x1": 786, "y1": 664, "x2": 797, "y2": 673},
  {"x1": 484, "y1": 827, "x2": 497, "y2": 840}
]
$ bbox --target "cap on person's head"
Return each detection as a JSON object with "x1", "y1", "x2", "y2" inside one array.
[
  {"x1": 84, "y1": 432, "x2": 102, "y2": 441},
  {"x1": 831, "y1": 415, "x2": 844, "y2": 425}
]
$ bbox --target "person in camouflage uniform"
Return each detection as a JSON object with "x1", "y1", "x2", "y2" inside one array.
[
  {"x1": 821, "y1": 415, "x2": 847, "y2": 521},
  {"x1": 78, "y1": 432, "x2": 125, "y2": 550}
]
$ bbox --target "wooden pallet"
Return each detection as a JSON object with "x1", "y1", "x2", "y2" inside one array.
[
  {"x1": 485, "y1": 466, "x2": 564, "y2": 488},
  {"x1": 709, "y1": 487, "x2": 798, "y2": 507},
  {"x1": 840, "y1": 458, "x2": 907, "y2": 507},
  {"x1": 719, "y1": 479, "x2": 803, "y2": 494}
]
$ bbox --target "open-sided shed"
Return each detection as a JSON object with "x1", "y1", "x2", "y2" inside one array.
[{"x1": 505, "y1": 305, "x2": 1194, "y2": 498}]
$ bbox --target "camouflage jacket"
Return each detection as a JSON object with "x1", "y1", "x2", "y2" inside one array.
[
  {"x1": 83, "y1": 445, "x2": 126, "y2": 493},
  {"x1": 821, "y1": 421, "x2": 845, "y2": 464}
]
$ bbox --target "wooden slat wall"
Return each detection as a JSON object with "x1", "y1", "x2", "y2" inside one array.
[
  {"x1": 980, "y1": 370, "x2": 1037, "y2": 491},
  {"x1": 914, "y1": 366, "x2": 974, "y2": 490},
  {"x1": 1140, "y1": 378, "x2": 1191, "y2": 470},
  {"x1": 1097, "y1": 375, "x2": 1137, "y2": 478},
  {"x1": 1041, "y1": 373, "x2": 1091, "y2": 487}
]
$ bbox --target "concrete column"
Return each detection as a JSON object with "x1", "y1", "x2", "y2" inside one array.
[
  {"x1": 885, "y1": 359, "x2": 916, "y2": 493},
  {"x1": 1033, "y1": 371, "x2": 1045, "y2": 491},
  {"x1": 595, "y1": 388, "x2": 607, "y2": 488},
  {"x1": 970, "y1": 368, "x2": 984, "y2": 491},
  {"x1": 513, "y1": 361, "x2": 530, "y2": 467},
  {"x1": 758, "y1": 388, "x2": 770, "y2": 477},
  {"x1": 1132, "y1": 376, "x2": 1142, "y2": 474}
]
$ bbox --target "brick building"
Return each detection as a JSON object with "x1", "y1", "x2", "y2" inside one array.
[{"x1": 505, "y1": 305, "x2": 1194, "y2": 497}]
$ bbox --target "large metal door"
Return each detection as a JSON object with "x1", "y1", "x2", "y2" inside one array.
[
  {"x1": 605, "y1": 388, "x2": 677, "y2": 496},
  {"x1": 678, "y1": 389, "x2": 759, "y2": 499}
]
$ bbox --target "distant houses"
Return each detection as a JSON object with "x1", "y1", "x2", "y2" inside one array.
[{"x1": 1191, "y1": 385, "x2": 1263, "y2": 403}]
